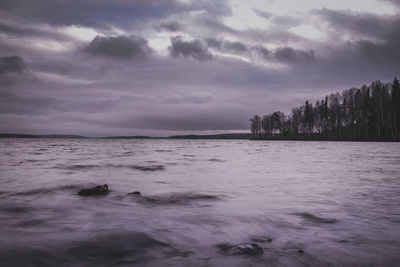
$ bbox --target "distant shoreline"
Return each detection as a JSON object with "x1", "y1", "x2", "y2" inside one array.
[
  {"x1": 0, "y1": 133, "x2": 250, "y2": 140},
  {"x1": 1, "y1": 133, "x2": 399, "y2": 142},
  {"x1": 250, "y1": 137, "x2": 399, "y2": 142}
]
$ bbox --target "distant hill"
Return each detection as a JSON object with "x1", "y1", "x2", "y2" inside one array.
[
  {"x1": 39, "y1": 135, "x2": 88, "y2": 139},
  {"x1": 0, "y1": 133, "x2": 250, "y2": 140},
  {"x1": 0, "y1": 134, "x2": 87, "y2": 139},
  {"x1": 0, "y1": 133, "x2": 40, "y2": 138},
  {"x1": 167, "y1": 133, "x2": 250, "y2": 139},
  {"x1": 104, "y1": 136, "x2": 154, "y2": 139}
]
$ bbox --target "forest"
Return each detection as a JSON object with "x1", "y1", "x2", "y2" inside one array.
[{"x1": 250, "y1": 77, "x2": 400, "y2": 141}]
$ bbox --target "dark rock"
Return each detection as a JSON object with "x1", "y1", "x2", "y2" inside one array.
[
  {"x1": 294, "y1": 212, "x2": 337, "y2": 224},
  {"x1": 297, "y1": 249, "x2": 304, "y2": 254},
  {"x1": 77, "y1": 184, "x2": 109, "y2": 196},
  {"x1": 217, "y1": 243, "x2": 263, "y2": 256},
  {"x1": 128, "y1": 191, "x2": 141, "y2": 196},
  {"x1": 232, "y1": 244, "x2": 263, "y2": 255}
]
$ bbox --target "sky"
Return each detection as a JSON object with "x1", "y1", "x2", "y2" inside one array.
[{"x1": 0, "y1": 0, "x2": 399, "y2": 136}]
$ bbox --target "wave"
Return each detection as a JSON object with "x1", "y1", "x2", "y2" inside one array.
[
  {"x1": 130, "y1": 165, "x2": 165, "y2": 171},
  {"x1": 54, "y1": 164, "x2": 165, "y2": 172},
  {"x1": 28, "y1": 152, "x2": 43, "y2": 155},
  {"x1": 59, "y1": 164, "x2": 169, "y2": 171},
  {"x1": 0, "y1": 231, "x2": 191, "y2": 266},
  {"x1": 0, "y1": 204, "x2": 30, "y2": 213},
  {"x1": 216, "y1": 243, "x2": 264, "y2": 256},
  {"x1": 135, "y1": 193, "x2": 221, "y2": 206},
  {"x1": 293, "y1": 212, "x2": 337, "y2": 224},
  {"x1": 250, "y1": 236, "x2": 273, "y2": 243},
  {"x1": 66, "y1": 232, "x2": 168, "y2": 260},
  {"x1": 15, "y1": 219, "x2": 45, "y2": 227},
  {"x1": 26, "y1": 159, "x2": 49, "y2": 162},
  {"x1": 10, "y1": 184, "x2": 83, "y2": 197},
  {"x1": 208, "y1": 158, "x2": 226, "y2": 162},
  {"x1": 54, "y1": 164, "x2": 98, "y2": 170}
]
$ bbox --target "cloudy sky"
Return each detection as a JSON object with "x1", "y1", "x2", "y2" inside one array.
[{"x1": 0, "y1": 0, "x2": 399, "y2": 136}]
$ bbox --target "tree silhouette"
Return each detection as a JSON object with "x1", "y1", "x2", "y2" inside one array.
[
  {"x1": 250, "y1": 77, "x2": 399, "y2": 141},
  {"x1": 392, "y1": 77, "x2": 400, "y2": 139}
]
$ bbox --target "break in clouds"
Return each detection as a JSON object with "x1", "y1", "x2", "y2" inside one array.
[{"x1": 0, "y1": 0, "x2": 399, "y2": 136}]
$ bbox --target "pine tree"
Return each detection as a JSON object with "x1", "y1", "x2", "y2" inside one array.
[{"x1": 392, "y1": 77, "x2": 400, "y2": 140}]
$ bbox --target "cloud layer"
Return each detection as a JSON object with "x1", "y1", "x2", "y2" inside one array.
[
  {"x1": 0, "y1": 56, "x2": 26, "y2": 75},
  {"x1": 0, "y1": 0, "x2": 399, "y2": 136},
  {"x1": 83, "y1": 36, "x2": 152, "y2": 60}
]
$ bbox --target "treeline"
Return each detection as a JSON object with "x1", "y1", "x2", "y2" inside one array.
[{"x1": 250, "y1": 77, "x2": 400, "y2": 141}]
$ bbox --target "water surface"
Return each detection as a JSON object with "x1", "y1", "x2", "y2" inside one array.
[{"x1": 0, "y1": 139, "x2": 399, "y2": 266}]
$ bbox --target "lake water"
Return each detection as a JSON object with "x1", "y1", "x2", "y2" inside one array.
[{"x1": 0, "y1": 139, "x2": 399, "y2": 266}]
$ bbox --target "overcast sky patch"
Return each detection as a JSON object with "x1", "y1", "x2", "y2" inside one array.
[{"x1": 0, "y1": 0, "x2": 399, "y2": 136}]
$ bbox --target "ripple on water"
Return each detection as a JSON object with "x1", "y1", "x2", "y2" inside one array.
[
  {"x1": 10, "y1": 184, "x2": 82, "y2": 197},
  {"x1": 208, "y1": 158, "x2": 226, "y2": 162},
  {"x1": 54, "y1": 164, "x2": 166, "y2": 172},
  {"x1": 0, "y1": 204, "x2": 30, "y2": 214},
  {"x1": 133, "y1": 192, "x2": 222, "y2": 206},
  {"x1": 293, "y1": 212, "x2": 338, "y2": 224},
  {"x1": 130, "y1": 165, "x2": 165, "y2": 171},
  {"x1": 0, "y1": 231, "x2": 192, "y2": 266},
  {"x1": 15, "y1": 219, "x2": 45, "y2": 227}
]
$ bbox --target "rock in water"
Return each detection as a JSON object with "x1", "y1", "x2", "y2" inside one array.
[
  {"x1": 232, "y1": 244, "x2": 263, "y2": 255},
  {"x1": 77, "y1": 184, "x2": 109, "y2": 196},
  {"x1": 128, "y1": 191, "x2": 141, "y2": 196},
  {"x1": 217, "y1": 243, "x2": 263, "y2": 256}
]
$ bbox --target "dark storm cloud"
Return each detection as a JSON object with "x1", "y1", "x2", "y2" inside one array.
[
  {"x1": 205, "y1": 39, "x2": 314, "y2": 64},
  {"x1": 83, "y1": 36, "x2": 152, "y2": 60},
  {"x1": 379, "y1": 0, "x2": 400, "y2": 6},
  {"x1": 0, "y1": 1, "x2": 399, "y2": 136},
  {"x1": 253, "y1": 9, "x2": 273, "y2": 20},
  {"x1": 205, "y1": 23, "x2": 307, "y2": 48},
  {"x1": 316, "y1": 8, "x2": 400, "y2": 39},
  {"x1": 316, "y1": 8, "x2": 400, "y2": 63},
  {"x1": 275, "y1": 47, "x2": 315, "y2": 63},
  {"x1": 0, "y1": 21, "x2": 36, "y2": 37},
  {"x1": 0, "y1": 56, "x2": 26, "y2": 75},
  {"x1": 156, "y1": 21, "x2": 182, "y2": 32},
  {"x1": 169, "y1": 36, "x2": 213, "y2": 61},
  {"x1": 254, "y1": 46, "x2": 270, "y2": 60},
  {"x1": 205, "y1": 38, "x2": 223, "y2": 49},
  {"x1": 204, "y1": 38, "x2": 312, "y2": 64},
  {"x1": 0, "y1": 0, "x2": 231, "y2": 31},
  {"x1": 206, "y1": 38, "x2": 248, "y2": 54},
  {"x1": 0, "y1": 0, "x2": 176, "y2": 29},
  {"x1": 352, "y1": 39, "x2": 400, "y2": 64},
  {"x1": 220, "y1": 40, "x2": 248, "y2": 54}
]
